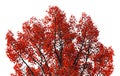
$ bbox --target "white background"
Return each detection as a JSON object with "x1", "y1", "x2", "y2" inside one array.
[{"x1": 0, "y1": 0, "x2": 120, "y2": 76}]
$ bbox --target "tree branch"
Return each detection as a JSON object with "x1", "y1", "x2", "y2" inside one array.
[
  {"x1": 19, "y1": 54, "x2": 35, "y2": 76},
  {"x1": 37, "y1": 46, "x2": 51, "y2": 76},
  {"x1": 58, "y1": 23, "x2": 63, "y2": 67},
  {"x1": 73, "y1": 42, "x2": 84, "y2": 66},
  {"x1": 53, "y1": 17, "x2": 62, "y2": 67}
]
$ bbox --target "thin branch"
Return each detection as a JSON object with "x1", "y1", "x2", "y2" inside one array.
[
  {"x1": 24, "y1": 47, "x2": 47, "y2": 76},
  {"x1": 19, "y1": 54, "x2": 35, "y2": 76},
  {"x1": 80, "y1": 40, "x2": 92, "y2": 76},
  {"x1": 12, "y1": 44, "x2": 34, "y2": 76},
  {"x1": 73, "y1": 41, "x2": 84, "y2": 66},
  {"x1": 37, "y1": 45, "x2": 51, "y2": 76},
  {"x1": 31, "y1": 57, "x2": 46, "y2": 76},
  {"x1": 53, "y1": 17, "x2": 62, "y2": 67},
  {"x1": 58, "y1": 23, "x2": 63, "y2": 67}
]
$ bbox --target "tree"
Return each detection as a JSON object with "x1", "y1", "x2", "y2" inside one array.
[{"x1": 6, "y1": 6, "x2": 114, "y2": 76}]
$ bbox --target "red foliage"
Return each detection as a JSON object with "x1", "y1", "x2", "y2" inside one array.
[{"x1": 6, "y1": 6, "x2": 114, "y2": 76}]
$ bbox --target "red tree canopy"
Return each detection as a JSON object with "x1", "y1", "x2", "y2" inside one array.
[{"x1": 6, "y1": 6, "x2": 114, "y2": 76}]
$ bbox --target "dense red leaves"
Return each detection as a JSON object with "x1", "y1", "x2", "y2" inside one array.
[
  {"x1": 12, "y1": 63, "x2": 23, "y2": 76},
  {"x1": 6, "y1": 6, "x2": 114, "y2": 76},
  {"x1": 93, "y1": 44, "x2": 114, "y2": 76},
  {"x1": 26, "y1": 67, "x2": 41, "y2": 76},
  {"x1": 6, "y1": 31, "x2": 19, "y2": 63}
]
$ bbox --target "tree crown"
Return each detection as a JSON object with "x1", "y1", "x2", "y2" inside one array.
[{"x1": 6, "y1": 6, "x2": 114, "y2": 76}]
